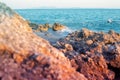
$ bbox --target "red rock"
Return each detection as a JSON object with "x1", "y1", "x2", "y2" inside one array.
[
  {"x1": 53, "y1": 28, "x2": 120, "y2": 79},
  {"x1": 71, "y1": 54, "x2": 115, "y2": 80},
  {"x1": 13, "y1": 54, "x2": 24, "y2": 63},
  {"x1": 0, "y1": 2, "x2": 87, "y2": 80}
]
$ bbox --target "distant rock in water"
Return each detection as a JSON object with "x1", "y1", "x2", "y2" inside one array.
[
  {"x1": 37, "y1": 24, "x2": 49, "y2": 32},
  {"x1": 29, "y1": 22, "x2": 39, "y2": 30},
  {"x1": 53, "y1": 23, "x2": 66, "y2": 31},
  {"x1": 107, "y1": 18, "x2": 113, "y2": 23},
  {"x1": 0, "y1": 2, "x2": 87, "y2": 80}
]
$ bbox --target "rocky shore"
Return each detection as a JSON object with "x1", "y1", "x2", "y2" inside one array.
[
  {"x1": 0, "y1": 2, "x2": 86, "y2": 80},
  {"x1": 53, "y1": 28, "x2": 120, "y2": 80},
  {"x1": 0, "y1": 2, "x2": 120, "y2": 80},
  {"x1": 29, "y1": 22, "x2": 68, "y2": 43}
]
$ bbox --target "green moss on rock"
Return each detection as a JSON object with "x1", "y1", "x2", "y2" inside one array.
[{"x1": 0, "y1": 2, "x2": 15, "y2": 17}]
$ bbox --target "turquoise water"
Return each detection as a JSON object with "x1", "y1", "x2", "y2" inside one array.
[{"x1": 16, "y1": 9, "x2": 120, "y2": 33}]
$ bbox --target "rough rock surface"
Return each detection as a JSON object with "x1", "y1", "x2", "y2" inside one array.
[
  {"x1": 37, "y1": 24, "x2": 48, "y2": 32},
  {"x1": 53, "y1": 28, "x2": 120, "y2": 80},
  {"x1": 0, "y1": 2, "x2": 87, "y2": 80}
]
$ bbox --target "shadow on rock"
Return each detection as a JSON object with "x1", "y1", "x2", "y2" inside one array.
[{"x1": 53, "y1": 28, "x2": 120, "y2": 80}]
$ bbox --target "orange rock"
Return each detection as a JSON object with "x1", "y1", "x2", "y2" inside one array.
[
  {"x1": 86, "y1": 40, "x2": 93, "y2": 45},
  {"x1": 0, "y1": 2, "x2": 87, "y2": 80},
  {"x1": 13, "y1": 54, "x2": 24, "y2": 63},
  {"x1": 65, "y1": 44, "x2": 73, "y2": 51}
]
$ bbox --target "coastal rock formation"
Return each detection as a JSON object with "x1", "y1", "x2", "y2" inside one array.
[
  {"x1": 53, "y1": 28, "x2": 120, "y2": 80},
  {"x1": 53, "y1": 23, "x2": 66, "y2": 31},
  {"x1": 44, "y1": 23, "x2": 51, "y2": 28},
  {"x1": 0, "y1": 2, "x2": 87, "y2": 80},
  {"x1": 37, "y1": 24, "x2": 48, "y2": 32},
  {"x1": 29, "y1": 22, "x2": 65, "y2": 32},
  {"x1": 29, "y1": 22, "x2": 39, "y2": 30}
]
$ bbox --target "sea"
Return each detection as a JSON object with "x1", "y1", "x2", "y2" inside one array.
[{"x1": 16, "y1": 9, "x2": 120, "y2": 41}]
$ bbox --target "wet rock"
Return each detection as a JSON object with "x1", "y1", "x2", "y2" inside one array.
[
  {"x1": 53, "y1": 23, "x2": 66, "y2": 31},
  {"x1": 37, "y1": 24, "x2": 48, "y2": 32},
  {"x1": 44, "y1": 23, "x2": 51, "y2": 28},
  {"x1": 29, "y1": 22, "x2": 39, "y2": 30}
]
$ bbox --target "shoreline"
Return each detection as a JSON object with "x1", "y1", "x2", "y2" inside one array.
[
  {"x1": 0, "y1": 2, "x2": 120, "y2": 80},
  {"x1": 29, "y1": 22, "x2": 120, "y2": 44},
  {"x1": 52, "y1": 28, "x2": 120, "y2": 79}
]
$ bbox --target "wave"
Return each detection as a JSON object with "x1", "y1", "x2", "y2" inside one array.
[{"x1": 58, "y1": 26, "x2": 75, "y2": 33}]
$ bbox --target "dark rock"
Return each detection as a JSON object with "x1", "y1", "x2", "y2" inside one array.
[
  {"x1": 103, "y1": 43, "x2": 120, "y2": 68},
  {"x1": 29, "y1": 22, "x2": 39, "y2": 30},
  {"x1": 78, "y1": 28, "x2": 93, "y2": 38},
  {"x1": 53, "y1": 28, "x2": 120, "y2": 80}
]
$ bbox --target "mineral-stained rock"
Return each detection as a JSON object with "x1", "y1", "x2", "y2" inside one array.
[{"x1": 0, "y1": 2, "x2": 87, "y2": 80}]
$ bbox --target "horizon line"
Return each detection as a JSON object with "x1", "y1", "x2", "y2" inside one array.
[{"x1": 14, "y1": 7, "x2": 120, "y2": 10}]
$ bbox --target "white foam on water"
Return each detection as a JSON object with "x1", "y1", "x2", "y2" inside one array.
[{"x1": 59, "y1": 26, "x2": 75, "y2": 33}]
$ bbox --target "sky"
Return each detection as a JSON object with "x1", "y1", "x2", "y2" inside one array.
[{"x1": 1, "y1": 0, "x2": 120, "y2": 9}]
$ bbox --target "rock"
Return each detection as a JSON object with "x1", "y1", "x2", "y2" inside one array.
[
  {"x1": 53, "y1": 28, "x2": 120, "y2": 80},
  {"x1": 71, "y1": 54, "x2": 115, "y2": 80},
  {"x1": 29, "y1": 22, "x2": 39, "y2": 30},
  {"x1": 44, "y1": 23, "x2": 51, "y2": 28},
  {"x1": 108, "y1": 30, "x2": 115, "y2": 34},
  {"x1": 37, "y1": 24, "x2": 48, "y2": 32},
  {"x1": 104, "y1": 43, "x2": 120, "y2": 68},
  {"x1": 86, "y1": 40, "x2": 93, "y2": 45},
  {"x1": 78, "y1": 28, "x2": 93, "y2": 38},
  {"x1": 0, "y1": 2, "x2": 15, "y2": 17},
  {"x1": 0, "y1": 2, "x2": 87, "y2": 80},
  {"x1": 13, "y1": 54, "x2": 24, "y2": 63},
  {"x1": 107, "y1": 19, "x2": 112, "y2": 23},
  {"x1": 65, "y1": 44, "x2": 73, "y2": 51},
  {"x1": 53, "y1": 23, "x2": 66, "y2": 31}
]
